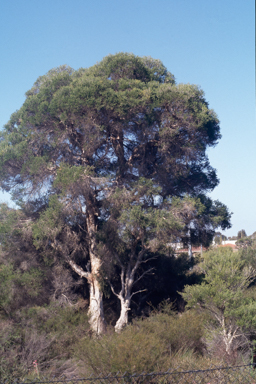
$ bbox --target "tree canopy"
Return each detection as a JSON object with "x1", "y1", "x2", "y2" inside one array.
[{"x1": 0, "y1": 53, "x2": 231, "y2": 333}]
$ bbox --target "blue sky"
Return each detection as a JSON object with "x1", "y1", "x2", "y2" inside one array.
[{"x1": 0, "y1": 0, "x2": 255, "y2": 236}]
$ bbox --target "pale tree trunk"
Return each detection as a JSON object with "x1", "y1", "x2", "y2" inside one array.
[
  {"x1": 66, "y1": 206, "x2": 106, "y2": 335},
  {"x1": 188, "y1": 226, "x2": 193, "y2": 261},
  {"x1": 114, "y1": 296, "x2": 131, "y2": 333},
  {"x1": 110, "y1": 248, "x2": 152, "y2": 333},
  {"x1": 88, "y1": 255, "x2": 106, "y2": 334},
  {"x1": 67, "y1": 256, "x2": 105, "y2": 334},
  {"x1": 212, "y1": 313, "x2": 240, "y2": 356},
  {"x1": 86, "y1": 207, "x2": 106, "y2": 334},
  {"x1": 221, "y1": 319, "x2": 239, "y2": 356}
]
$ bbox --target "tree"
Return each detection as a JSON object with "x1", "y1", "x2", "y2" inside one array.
[
  {"x1": 178, "y1": 195, "x2": 231, "y2": 249},
  {"x1": 99, "y1": 182, "x2": 196, "y2": 332},
  {"x1": 181, "y1": 247, "x2": 256, "y2": 356},
  {"x1": 0, "y1": 203, "x2": 81, "y2": 317},
  {"x1": 100, "y1": 187, "x2": 230, "y2": 332},
  {"x1": 237, "y1": 229, "x2": 247, "y2": 239},
  {"x1": 0, "y1": 204, "x2": 51, "y2": 317},
  {"x1": 0, "y1": 53, "x2": 230, "y2": 333},
  {"x1": 236, "y1": 232, "x2": 256, "y2": 250},
  {"x1": 214, "y1": 232, "x2": 227, "y2": 245},
  {"x1": 236, "y1": 237, "x2": 254, "y2": 249},
  {"x1": 251, "y1": 231, "x2": 256, "y2": 240}
]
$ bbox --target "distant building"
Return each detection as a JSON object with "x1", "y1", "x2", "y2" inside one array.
[
  {"x1": 212, "y1": 239, "x2": 238, "y2": 251},
  {"x1": 221, "y1": 240, "x2": 237, "y2": 246},
  {"x1": 167, "y1": 242, "x2": 207, "y2": 256},
  {"x1": 175, "y1": 245, "x2": 207, "y2": 256}
]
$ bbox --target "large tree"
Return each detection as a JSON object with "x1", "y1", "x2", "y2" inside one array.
[{"x1": 0, "y1": 53, "x2": 230, "y2": 333}]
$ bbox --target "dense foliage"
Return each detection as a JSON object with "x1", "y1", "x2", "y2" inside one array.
[{"x1": 182, "y1": 247, "x2": 256, "y2": 356}]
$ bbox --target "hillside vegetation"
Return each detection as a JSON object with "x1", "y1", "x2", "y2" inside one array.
[{"x1": 1, "y1": 236, "x2": 256, "y2": 380}]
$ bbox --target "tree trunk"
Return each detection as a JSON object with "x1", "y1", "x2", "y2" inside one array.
[
  {"x1": 86, "y1": 206, "x2": 106, "y2": 334},
  {"x1": 218, "y1": 316, "x2": 239, "y2": 356},
  {"x1": 223, "y1": 330, "x2": 233, "y2": 355},
  {"x1": 112, "y1": 249, "x2": 148, "y2": 333},
  {"x1": 67, "y1": 256, "x2": 105, "y2": 334},
  {"x1": 68, "y1": 205, "x2": 106, "y2": 335},
  {"x1": 88, "y1": 255, "x2": 106, "y2": 334},
  {"x1": 114, "y1": 297, "x2": 131, "y2": 333},
  {"x1": 188, "y1": 226, "x2": 193, "y2": 261}
]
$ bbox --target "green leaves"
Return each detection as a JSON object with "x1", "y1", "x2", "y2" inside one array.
[
  {"x1": 0, "y1": 53, "x2": 224, "y2": 206},
  {"x1": 53, "y1": 163, "x2": 85, "y2": 191},
  {"x1": 25, "y1": 65, "x2": 74, "y2": 98},
  {"x1": 32, "y1": 196, "x2": 64, "y2": 249},
  {"x1": 0, "y1": 264, "x2": 16, "y2": 314},
  {"x1": 182, "y1": 247, "x2": 256, "y2": 330},
  {"x1": 95, "y1": 53, "x2": 175, "y2": 85},
  {"x1": 0, "y1": 263, "x2": 44, "y2": 317}
]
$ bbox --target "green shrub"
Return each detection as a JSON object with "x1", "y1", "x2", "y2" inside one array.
[
  {"x1": 0, "y1": 305, "x2": 91, "y2": 380},
  {"x1": 75, "y1": 309, "x2": 206, "y2": 375}
]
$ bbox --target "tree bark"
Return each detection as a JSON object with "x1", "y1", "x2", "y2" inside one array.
[
  {"x1": 67, "y1": 205, "x2": 106, "y2": 335},
  {"x1": 88, "y1": 255, "x2": 106, "y2": 334},
  {"x1": 86, "y1": 207, "x2": 106, "y2": 334},
  {"x1": 114, "y1": 297, "x2": 131, "y2": 333},
  {"x1": 112, "y1": 249, "x2": 150, "y2": 332},
  {"x1": 67, "y1": 256, "x2": 105, "y2": 334}
]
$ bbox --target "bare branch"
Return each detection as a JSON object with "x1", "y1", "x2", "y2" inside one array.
[
  {"x1": 61, "y1": 294, "x2": 74, "y2": 306},
  {"x1": 120, "y1": 266, "x2": 125, "y2": 297},
  {"x1": 130, "y1": 247, "x2": 147, "y2": 281},
  {"x1": 108, "y1": 280, "x2": 121, "y2": 299},
  {"x1": 67, "y1": 258, "x2": 90, "y2": 280},
  {"x1": 131, "y1": 289, "x2": 147, "y2": 299},
  {"x1": 140, "y1": 256, "x2": 157, "y2": 264},
  {"x1": 133, "y1": 267, "x2": 155, "y2": 286}
]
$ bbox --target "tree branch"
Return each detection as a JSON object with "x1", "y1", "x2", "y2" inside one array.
[
  {"x1": 130, "y1": 248, "x2": 147, "y2": 282},
  {"x1": 67, "y1": 258, "x2": 90, "y2": 280},
  {"x1": 108, "y1": 279, "x2": 121, "y2": 299},
  {"x1": 133, "y1": 267, "x2": 155, "y2": 286},
  {"x1": 131, "y1": 289, "x2": 147, "y2": 298}
]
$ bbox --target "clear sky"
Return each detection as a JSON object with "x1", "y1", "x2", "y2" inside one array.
[{"x1": 0, "y1": 0, "x2": 255, "y2": 236}]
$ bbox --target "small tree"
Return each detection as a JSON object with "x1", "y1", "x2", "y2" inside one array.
[
  {"x1": 100, "y1": 187, "x2": 230, "y2": 332},
  {"x1": 214, "y1": 232, "x2": 227, "y2": 245},
  {"x1": 181, "y1": 247, "x2": 256, "y2": 356},
  {"x1": 100, "y1": 181, "x2": 194, "y2": 332},
  {"x1": 236, "y1": 237, "x2": 253, "y2": 249},
  {"x1": 237, "y1": 229, "x2": 247, "y2": 239}
]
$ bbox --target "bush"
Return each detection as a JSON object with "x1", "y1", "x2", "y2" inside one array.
[
  {"x1": 0, "y1": 305, "x2": 91, "y2": 381},
  {"x1": 75, "y1": 309, "x2": 206, "y2": 375}
]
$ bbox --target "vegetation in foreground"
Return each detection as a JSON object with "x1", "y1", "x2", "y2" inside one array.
[{"x1": 1, "y1": 246, "x2": 256, "y2": 380}]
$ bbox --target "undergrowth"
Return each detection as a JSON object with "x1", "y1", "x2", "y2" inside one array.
[{"x1": 0, "y1": 306, "x2": 252, "y2": 381}]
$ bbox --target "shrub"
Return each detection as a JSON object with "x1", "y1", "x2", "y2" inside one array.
[{"x1": 75, "y1": 309, "x2": 206, "y2": 375}]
